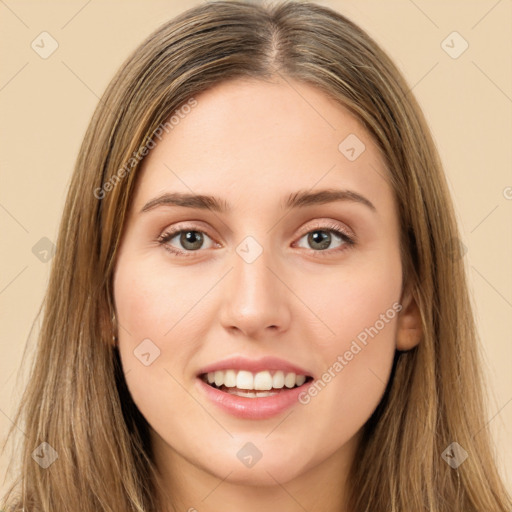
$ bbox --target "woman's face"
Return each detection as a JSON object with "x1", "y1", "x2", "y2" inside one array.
[{"x1": 113, "y1": 77, "x2": 416, "y2": 489}]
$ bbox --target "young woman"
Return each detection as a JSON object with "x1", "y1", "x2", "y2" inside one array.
[{"x1": 2, "y1": 1, "x2": 510, "y2": 511}]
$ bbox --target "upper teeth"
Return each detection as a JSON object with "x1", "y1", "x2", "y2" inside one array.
[{"x1": 205, "y1": 370, "x2": 307, "y2": 390}]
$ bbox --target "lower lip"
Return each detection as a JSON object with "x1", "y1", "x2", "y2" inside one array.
[{"x1": 196, "y1": 377, "x2": 311, "y2": 420}]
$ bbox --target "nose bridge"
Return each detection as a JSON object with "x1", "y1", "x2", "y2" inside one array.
[{"x1": 219, "y1": 232, "x2": 289, "y2": 335}]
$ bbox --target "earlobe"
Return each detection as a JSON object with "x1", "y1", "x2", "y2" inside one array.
[{"x1": 396, "y1": 285, "x2": 422, "y2": 351}]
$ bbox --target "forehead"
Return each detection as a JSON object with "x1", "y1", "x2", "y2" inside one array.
[{"x1": 130, "y1": 77, "x2": 392, "y2": 216}]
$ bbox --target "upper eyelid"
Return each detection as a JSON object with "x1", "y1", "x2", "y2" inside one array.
[{"x1": 297, "y1": 220, "x2": 354, "y2": 238}]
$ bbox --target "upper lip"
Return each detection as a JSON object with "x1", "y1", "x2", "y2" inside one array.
[{"x1": 197, "y1": 356, "x2": 313, "y2": 377}]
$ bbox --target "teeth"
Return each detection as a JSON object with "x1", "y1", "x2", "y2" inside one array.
[
  {"x1": 236, "y1": 370, "x2": 253, "y2": 390},
  {"x1": 254, "y1": 370, "x2": 272, "y2": 390},
  {"x1": 214, "y1": 371, "x2": 224, "y2": 387},
  {"x1": 273, "y1": 370, "x2": 285, "y2": 388},
  {"x1": 295, "y1": 374, "x2": 306, "y2": 386},
  {"x1": 226, "y1": 389, "x2": 279, "y2": 398},
  {"x1": 284, "y1": 372, "x2": 296, "y2": 388},
  {"x1": 204, "y1": 369, "x2": 308, "y2": 390},
  {"x1": 224, "y1": 369, "x2": 237, "y2": 387}
]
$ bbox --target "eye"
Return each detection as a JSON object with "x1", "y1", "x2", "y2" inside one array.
[
  {"x1": 157, "y1": 225, "x2": 216, "y2": 257},
  {"x1": 293, "y1": 221, "x2": 355, "y2": 257}
]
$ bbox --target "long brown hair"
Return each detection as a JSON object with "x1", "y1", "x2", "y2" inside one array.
[{"x1": 2, "y1": 1, "x2": 510, "y2": 510}]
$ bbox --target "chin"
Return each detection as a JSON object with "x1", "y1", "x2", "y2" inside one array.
[
  {"x1": 208, "y1": 458, "x2": 307, "y2": 487},
  {"x1": 193, "y1": 434, "x2": 317, "y2": 486}
]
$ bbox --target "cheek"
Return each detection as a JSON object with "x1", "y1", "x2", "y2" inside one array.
[
  {"x1": 113, "y1": 251, "x2": 211, "y2": 345},
  {"x1": 295, "y1": 252, "x2": 401, "y2": 425},
  {"x1": 113, "y1": 255, "x2": 205, "y2": 441},
  {"x1": 305, "y1": 247, "x2": 402, "y2": 349},
  {"x1": 113, "y1": 256, "x2": 173, "y2": 337}
]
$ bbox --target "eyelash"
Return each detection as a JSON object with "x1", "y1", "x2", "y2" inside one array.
[{"x1": 156, "y1": 221, "x2": 356, "y2": 259}]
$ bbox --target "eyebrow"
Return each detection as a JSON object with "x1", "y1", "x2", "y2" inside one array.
[{"x1": 140, "y1": 188, "x2": 377, "y2": 214}]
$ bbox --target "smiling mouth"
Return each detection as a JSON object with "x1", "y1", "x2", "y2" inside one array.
[{"x1": 199, "y1": 370, "x2": 314, "y2": 398}]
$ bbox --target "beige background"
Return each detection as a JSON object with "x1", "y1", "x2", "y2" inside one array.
[{"x1": 1, "y1": 0, "x2": 511, "y2": 495}]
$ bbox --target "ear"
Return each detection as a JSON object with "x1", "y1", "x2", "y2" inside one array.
[{"x1": 396, "y1": 282, "x2": 422, "y2": 351}]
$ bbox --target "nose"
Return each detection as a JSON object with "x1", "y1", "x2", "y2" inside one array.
[{"x1": 219, "y1": 241, "x2": 291, "y2": 339}]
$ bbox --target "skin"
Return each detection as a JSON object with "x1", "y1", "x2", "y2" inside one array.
[{"x1": 113, "y1": 76, "x2": 422, "y2": 512}]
